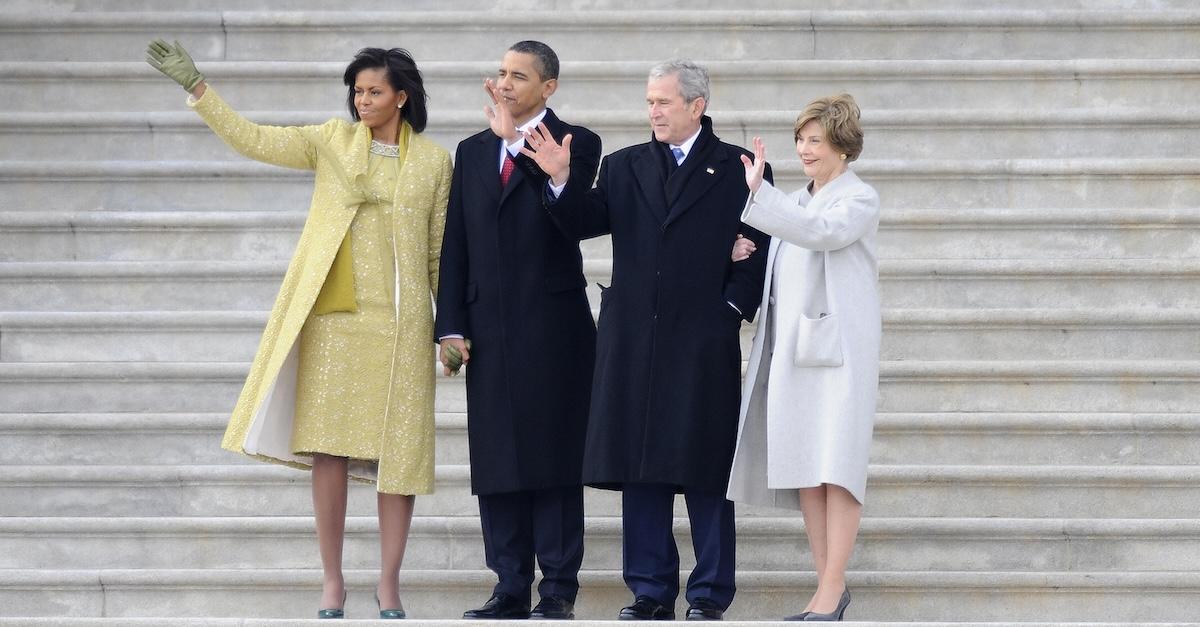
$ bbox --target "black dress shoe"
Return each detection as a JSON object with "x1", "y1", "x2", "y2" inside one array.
[
  {"x1": 530, "y1": 595, "x2": 575, "y2": 619},
  {"x1": 463, "y1": 592, "x2": 531, "y2": 619},
  {"x1": 686, "y1": 597, "x2": 724, "y2": 620},
  {"x1": 618, "y1": 595, "x2": 674, "y2": 620}
]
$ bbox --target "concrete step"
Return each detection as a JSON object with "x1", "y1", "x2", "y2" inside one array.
[
  {"x1": 4, "y1": 307, "x2": 1200, "y2": 363},
  {"x1": 0, "y1": 212, "x2": 302, "y2": 262},
  {"x1": 5, "y1": 256, "x2": 1200, "y2": 311},
  {"x1": 7, "y1": 206, "x2": 1200, "y2": 262},
  {"x1": 3, "y1": 158, "x2": 1195, "y2": 213},
  {"x1": 3, "y1": 515, "x2": 1197, "y2": 573},
  {"x1": 1, "y1": 567, "x2": 1199, "y2": 621},
  {"x1": 3, "y1": 59, "x2": 1199, "y2": 112},
  {"x1": 3, "y1": 462, "x2": 1199, "y2": 518},
  {"x1": 10, "y1": 108, "x2": 1200, "y2": 162},
  {"x1": 1, "y1": 622, "x2": 1196, "y2": 627},
  {"x1": 2, "y1": 359, "x2": 1198, "y2": 414},
  {"x1": 4, "y1": 11, "x2": 1199, "y2": 62},
  {"x1": 13, "y1": 0, "x2": 1199, "y2": 10},
  {"x1": 0, "y1": 412, "x2": 468, "y2": 467},
  {"x1": 5, "y1": 409, "x2": 1198, "y2": 468}
]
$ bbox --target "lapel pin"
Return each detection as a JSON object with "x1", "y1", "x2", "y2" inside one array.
[{"x1": 706, "y1": 167, "x2": 715, "y2": 174}]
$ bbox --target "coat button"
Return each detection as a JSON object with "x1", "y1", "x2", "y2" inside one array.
[{"x1": 769, "y1": 296, "x2": 776, "y2": 305}]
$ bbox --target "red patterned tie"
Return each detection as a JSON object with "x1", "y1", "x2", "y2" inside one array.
[{"x1": 500, "y1": 153, "x2": 516, "y2": 187}]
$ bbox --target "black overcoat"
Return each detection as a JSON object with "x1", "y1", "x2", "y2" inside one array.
[
  {"x1": 435, "y1": 109, "x2": 602, "y2": 495},
  {"x1": 547, "y1": 117, "x2": 771, "y2": 494}
]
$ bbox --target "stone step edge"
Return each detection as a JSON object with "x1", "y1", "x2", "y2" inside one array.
[
  {"x1": 3, "y1": 567, "x2": 1200, "y2": 589},
  {"x1": 1, "y1": 621, "x2": 1196, "y2": 627},
  {"x1": 2, "y1": 158, "x2": 1198, "y2": 178},
  {"x1": 6, "y1": 207, "x2": 1200, "y2": 228},
  {"x1": 4, "y1": 515, "x2": 1198, "y2": 538},
  {"x1": 6, "y1": 308, "x2": 1200, "y2": 329},
  {"x1": 4, "y1": 614, "x2": 1190, "y2": 619},
  {"x1": 0, "y1": 614, "x2": 1190, "y2": 619},
  {"x1": 4, "y1": 359, "x2": 1200, "y2": 379},
  {"x1": 3, "y1": 9, "x2": 1200, "y2": 28},
  {"x1": 3, "y1": 411, "x2": 1198, "y2": 434},
  {"x1": 4, "y1": 58, "x2": 1200, "y2": 79},
  {"x1": 5, "y1": 107, "x2": 1200, "y2": 128},
  {"x1": 4, "y1": 463, "x2": 1200, "y2": 486},
  {"x1": 6, "y1": 258, "x2": 1200, "y2": 278}
]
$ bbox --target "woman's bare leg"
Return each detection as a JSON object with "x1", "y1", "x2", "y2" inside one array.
[
  {"x1": 798, "y1": 485, "x2": 828, "y2": 612},
  {"x1": 809, "y1": 484, "x2": 862, "y2": 614},
  {"x1": 377, "y1": 493, "x2": 415, "y2": 609},
  {"x1": 312, "y1": 453, "x2": 349, "y2": 609}
]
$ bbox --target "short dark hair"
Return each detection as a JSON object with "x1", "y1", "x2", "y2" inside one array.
[
  {"x1": 342, "y1": 47, "x2": 428, "y2": 133},
  {"x1": 507, "y1": 40, "x2": 559, "y2": 81}
]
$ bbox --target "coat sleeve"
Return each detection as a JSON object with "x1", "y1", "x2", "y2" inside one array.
[
  {"x1": 434, "y1": 143, "x2": 470, "y2": 340},
  {"x1": 723, "y1": 163, "x2": 774, "y2": 322},
  {"x1": 188, "y1": 86, "x2": 319, "y2": 171},
  {"x1": 428, "y1": 151, "x2": 452, "y2": 300},
  {"x1": 545, "y1": 151, "x2": 613, "y2": 240},
  {"x1": 742, "y1": 179, "x2": 879, "y2": 251}
]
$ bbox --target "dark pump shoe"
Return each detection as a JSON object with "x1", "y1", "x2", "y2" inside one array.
[
  {"x1": 803, "y1": 588, "x2": 851, "y2": 621},
  {"x1": 318, "y1": 590, "x2": 347, "y2": 619},
  {"x1": 463, "y1": 592, "x2": 531, "y2": 620},
  {"x1": 686, "y1": 597, "x2": 724, "y2": 621},
  {"x1": 530, "y1": 595, "x2": 575, "y2": 619},
  {"x1": 618, "y1": 595, "x2": 675, "y2": 620},
  {"x1": 376, "y1": 593, "x2": 406, "y2": 619}
]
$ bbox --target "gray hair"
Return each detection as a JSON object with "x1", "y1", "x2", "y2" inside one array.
[{"x1": 649, "y1": 59, "x2": 710, "y2": 112}]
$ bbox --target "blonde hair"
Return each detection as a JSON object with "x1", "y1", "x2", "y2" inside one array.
[{"x1": 793, "y1": 93, "x2": 863, "y2": 162}]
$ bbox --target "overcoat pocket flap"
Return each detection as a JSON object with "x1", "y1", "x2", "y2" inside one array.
[{"x1": 794, "y1": 313, "x2": 843, "y2": 367}]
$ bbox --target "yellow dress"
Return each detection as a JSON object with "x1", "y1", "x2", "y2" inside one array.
[
  {"x1": 189, "y1": 87, "x2": 451, "y2": 496},
  {"x1": 292, "y1": 146, "x2": 404, "y2": 461}
]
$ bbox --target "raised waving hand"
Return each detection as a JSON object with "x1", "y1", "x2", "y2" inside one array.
[
  {"x1": 739, "y1": 136, "x2": 767, "y2": 195},
  {"x1": 519, "y1": 122, "x2": 572, "y2": 187}
]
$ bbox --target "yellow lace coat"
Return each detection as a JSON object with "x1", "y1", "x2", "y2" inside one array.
[{"x1": 191, "y1": 87, "x2": 450, "y2": 494}]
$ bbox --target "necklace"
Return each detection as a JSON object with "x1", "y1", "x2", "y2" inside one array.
[{"x1": 370, "y1": 139, "x2": 400, "y2": 158}]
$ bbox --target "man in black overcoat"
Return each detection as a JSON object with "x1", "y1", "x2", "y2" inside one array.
[
  {"x1": 434, "y1": 41, "x2": 601, "y2": 620},
  {"x1": 520, "y1": 59, "x2": 771, "y2": 621}
]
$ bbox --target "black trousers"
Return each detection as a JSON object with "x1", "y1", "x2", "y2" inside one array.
[
  {"x1": 621, "y1": 482, "x2": 737, "y2": 610},
  {"x1": 477, "y1": 484, "x2": 585, "y2": 604}
]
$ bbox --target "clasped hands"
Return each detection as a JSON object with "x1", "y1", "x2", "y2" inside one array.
[{"x1": 439, "y1": 338, "x2": 472, "y2": 376}]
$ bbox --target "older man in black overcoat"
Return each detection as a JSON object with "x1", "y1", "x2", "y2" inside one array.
[
  {"x1": 521, "y1": 59, "x2": 771, "y2": 621},
  {"x1": 435, "y1": 41, "x2": 601, "y2": 621}
]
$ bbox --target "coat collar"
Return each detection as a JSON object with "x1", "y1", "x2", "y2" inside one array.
[
  {"x1": 663, "y1": 116, "x2": 726, "y2": 226},
  {"x1": 805, "y1": 168, "x2": 861, "y2": 209}
]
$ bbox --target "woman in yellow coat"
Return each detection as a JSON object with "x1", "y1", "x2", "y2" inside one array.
[{"x1": 146, "y1": 41, "x2": 451, "y2": 619}]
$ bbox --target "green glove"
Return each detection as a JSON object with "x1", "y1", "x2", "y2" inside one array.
[
  {"x1": 145, "y1": 39, "x2": 206, "y2": 92},
  {"x1": 445, "y1": 339, "x2": 472, "y2": 374}
]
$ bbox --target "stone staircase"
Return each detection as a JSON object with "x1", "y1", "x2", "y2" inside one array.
[{"x1": 2, "y1": 2, "x2": 1199, "y2": 624}]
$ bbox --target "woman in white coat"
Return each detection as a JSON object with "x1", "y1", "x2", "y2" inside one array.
[{"x1": 726, "y1": 94, "x2": 880, "y2": 622}]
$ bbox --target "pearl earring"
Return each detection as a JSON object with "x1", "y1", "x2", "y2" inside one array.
[{"x1": 840, "y1": 154, "x2": 847, "y2": 160}]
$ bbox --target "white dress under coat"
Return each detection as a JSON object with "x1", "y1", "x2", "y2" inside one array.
[{"x1": 726, "y1": 169, "x2": 881, "y2": 508}]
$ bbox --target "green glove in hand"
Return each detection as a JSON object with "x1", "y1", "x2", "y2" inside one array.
[
  {"x1": 145, "y1": 39, "x2": 205, "y2": 92},
  {"x1": 445, "y1": 339, "x2": 472, "y2": 374}
]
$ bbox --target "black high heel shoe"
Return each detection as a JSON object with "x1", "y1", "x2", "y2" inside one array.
[
  {"x1": 318, "y1": 590, "x2": 347, "y2": 619},
  {"x1": 377, "y1": 592, "x2": 407, "y2": 619},
  {"x1": 802, "y1": 588, "x2": 850, "y2": 621}
]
